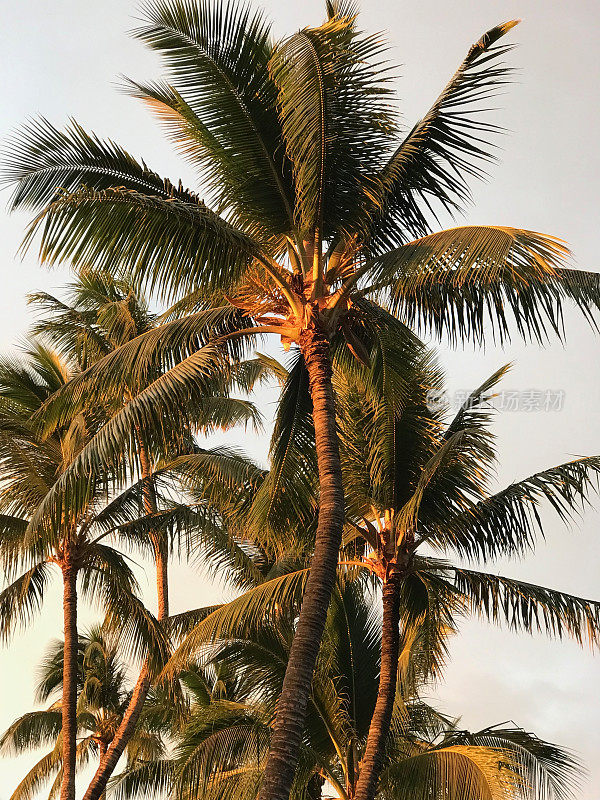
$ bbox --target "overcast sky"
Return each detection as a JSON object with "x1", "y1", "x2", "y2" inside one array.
[{"x1": 0, "y1": 0, "x2": 599, "y2": 797}]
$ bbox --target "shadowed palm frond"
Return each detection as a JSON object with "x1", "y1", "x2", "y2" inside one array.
[{"x1": 26, "y1": 185, "x2": 258, "y2": 301}]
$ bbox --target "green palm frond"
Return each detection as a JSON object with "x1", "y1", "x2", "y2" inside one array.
[
  {"x1": 172, "y1": 700, "x2": 268, "y2": 800},
  {"x1": 110, "y1": 758, "x2": 175, "y2": 800},
  {"x1": 32, "y1": 306, "x2": 254, "y2": 437},
  {"x1": 370, "y1": 226, "x2": 600, "y2": 344},
  {"x1": 366, "y1": 20, "x2": 519, "y2": 250},
  {"x1": 166, "y1": 569, "x2": 308, "y2": 674},
  {"x1": 270, "y1": 9, "x2": 393, "y2": 240},
  {"x1": 446, "y1": 565, "x2": 600, "y2": 646},
  {"x1": 424, "y1": 456, "x2": 600, "y2": 561},
  {"x1": 7, "y1": 744, "x2": 62, "y2": 800},
  {"x1": 25, "y1": 185, "x2": 258, "y2": 301},
  {"x1": 246, "y1": 350, "x2": 317, "y2": 549},
  {"x1": 80, "y1": 545, "x2": 170, "y2": 671},
  {"x1": 0, "y1": 562, "x2": 52, "y2": 642},
  {"x1": 2, "y1": 117, "x2": 198, "y2": 211},
  {"x1": 133, "y1": 0, "x2": 294, "y2": 240},
  {"x1": 0, "y1": 711, "x2": 62, "y2": 755}
]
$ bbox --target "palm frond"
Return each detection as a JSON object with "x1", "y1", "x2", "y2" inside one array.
[
  {"x1": 0, "y1": 710, "x2": 62, "y2": 754},
  {"x1": 166, "y1": 569, "x2": 308, "y2": 674},
  {"x1": 25, "y1": 185, "x2": 259, "y2": 301},
  {"x1": 446, "y1": 724, "x2": 582, "y2": 800},
  {"x1": 447, "y1": 565, "x2": 600, "y2": 646},
  {"x1": 425, "y1": 456, "x2": 600, "y2": 561},
  {"x1": 0, "y1": 562, "x2": 52, "y2": 642},
  {"x1": 270, "y1": 11, "x2": 393, "y2": 239},
  {"x1": 380, "y1": 744, "x2": 518, "y2": 800},
  {"x1": 366, "y1": 20, "x2": 520, "y2": 249},
  {"x1": 370, "y1": 226, "x2": 600, "y2": 345},
  {"x1": 133, "y1": 0, "x2": 294, "y2": 240}
]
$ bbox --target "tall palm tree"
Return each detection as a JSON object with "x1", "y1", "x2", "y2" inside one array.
[
  {"x1": 5, "y1": 3, "x2": 600, "y2": 797},
  {"x1": 332, "y1": 355, "x2": 600, "y2": 800},
  {"x1": 0, "y1": 343, "x2": 169, "y2": 800},
  {"x1": 20, "y1": 269, "x2": 263, "y2": 797},
  {"x1": 0, "y1": 627, "x2": 170, "y2": 800},
  {"x1": 115, "y1": 575, "x2": 581, "y2": 800},
  {"x1": 167, "y1": 347, "x2": 600, "y2": 800}
]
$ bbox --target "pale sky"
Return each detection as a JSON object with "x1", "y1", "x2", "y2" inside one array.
[{"x1": 0, "y1": 0, "x2": 599, "y2": 797}]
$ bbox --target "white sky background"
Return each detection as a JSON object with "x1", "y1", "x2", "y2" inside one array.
[{"x1": 0, "y1": 0, "x2": 599, "y2": 796}]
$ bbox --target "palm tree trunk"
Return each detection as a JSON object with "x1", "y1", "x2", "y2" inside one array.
[
  {"x1": 60, "y1": 564, "x2": 78, "y2": 800},
  {"x1": 98, "y1": 741, "x2": 107, "y2": 800},
  {"x1": 353, "y1": 573, "x2": 401, "y2": 800},
  {"x1": 82, "y1": 437, "x2": 165, "y2": 800},
  {"x1": 82, "y1": 668, "x2": 151, "y2": 800},
  {"x1": 258, "y1": 323, "x2": 345, "y2": 800}
]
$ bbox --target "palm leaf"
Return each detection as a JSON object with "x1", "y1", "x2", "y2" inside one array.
[
  {"x1": 133, "y1": 0, "x2": 294, "y2": 239},
  {"x1": 26, "y1": 185, "x2": 258, "y2": 301},
  {"x1": 370, "y1": 226, "x2": 600, "y2": 344},
  {"x1": 366, "y1": 20, "x2": 520, "y2": 249}
]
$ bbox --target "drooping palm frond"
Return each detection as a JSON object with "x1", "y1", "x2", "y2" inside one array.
[
  {"x1": 2, "y1": 117, "x2": 200, "y2": 212},
  {"x1": 32, "y1": 306, "x2": 255, "y2": 437},
  {"x1": 245, "y1": 349, "x2": 317, "y2": 550},
  {"x1": 80, "y1": 545, "x2": 170, "y2": 671},
  {"x1": 172, "y1": 700, "x2": 269, "y2": 800},
  {"x1": 26, "y1": 185, "x2": 259, "y2": 301},
  {"x1": 369, "y1": 226, "x2": 600, "y2": 345},
  {"x1": 6, "y1": 744, "x2": 62, "y2": 800},
  {"x1": 0, "y1": 710, "x2": 62, "y2": 755},
  {"x1": 446, "y1": 724, "x2": 582, "y2": 800},
  {"x1": 379, "y1": 744, "x2": 518, "y2": 800},
  {"x1": 437, "y1": 563, "x2": 600, "y2": 646},
  {"x1": 110, "y1": 758, "x2": 175, "y2": 800},
  {"x1": 0, "y1": 561, "x2": 52, "y2": 642}
]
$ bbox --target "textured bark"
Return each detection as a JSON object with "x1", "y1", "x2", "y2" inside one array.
[
  {"x1": 82, "y1": 667, "x2": 151, "y2": 800},
  {"x1": 97, "y1": 741, "x2": 107, "y2": 800},
  {"x1": 258, "y1": 323, "x2": 345, "y2": 800},
  {"x1": 353, "y1": 573, "x2": 402, "y2": 800},
  {"x1": 139, "y1": 433, "x2": 169, "y2": 618},
  {"x1": 60, "y1": 565, "x2": 78, "y2": 800},
  {"x1": 82, "y1": 435, "x2": 164, "y2": 800}
]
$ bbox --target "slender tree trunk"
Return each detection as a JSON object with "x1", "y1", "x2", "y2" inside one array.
[
  {"x1": 258, "y1": 323, "x2": 345, "y2": 800},
  {"x1": 353, "y1": 573, "x2": 401, "y2": 800},
  {"x1": 60, "y1": 564, "x2": 78, "y2": 800},
  {"x1": 97, "y1": 741, "x2": 107, "y2": 800},
  {"x1": 82, "y1": 436, "x2": 166, "y2": 800}
]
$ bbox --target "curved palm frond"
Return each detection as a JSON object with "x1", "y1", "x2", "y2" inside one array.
[{"x1": 370, "y1": 226, "x2": 600, "y2": 344}]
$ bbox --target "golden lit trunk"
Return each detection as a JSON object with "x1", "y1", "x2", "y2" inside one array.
[
  {"x1": 82, "y1": 434, "x2": 165, "y2": 800},
  {"x1": 60, "y1": 564, "x2": 78, "y2": 800},
  {"x1": 353, "y1": 573, "x2": 402, "y2": 800},
  {"x1": 258, "y1": 322, "x2": 345, "y2": 800}
]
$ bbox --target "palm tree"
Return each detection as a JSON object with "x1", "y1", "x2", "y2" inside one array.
[
  {"x1": 6, "y1": 3, "x2": 600, "y2": 797},
  {"x1": 0, "y1": 343, "x2": 170, "y2": 800},
  {"x1": 1, "y1": 626, "x2": 170, "y2": 800},
  {"x1": 332, "y1": 354, "x2": 600, "y2": 800},
  {"x1": 19, "y1": 269, "x2": 263, "y2": 797},
  {"x1": 28, "y1": 267, "x2": 261, "y2": 620},
  {"x1": 114, "y1": 575, "x2": 581, "y2": 800},
  {"x1": 167, "y1": 346, "x2": 600, "y2": 800}
]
